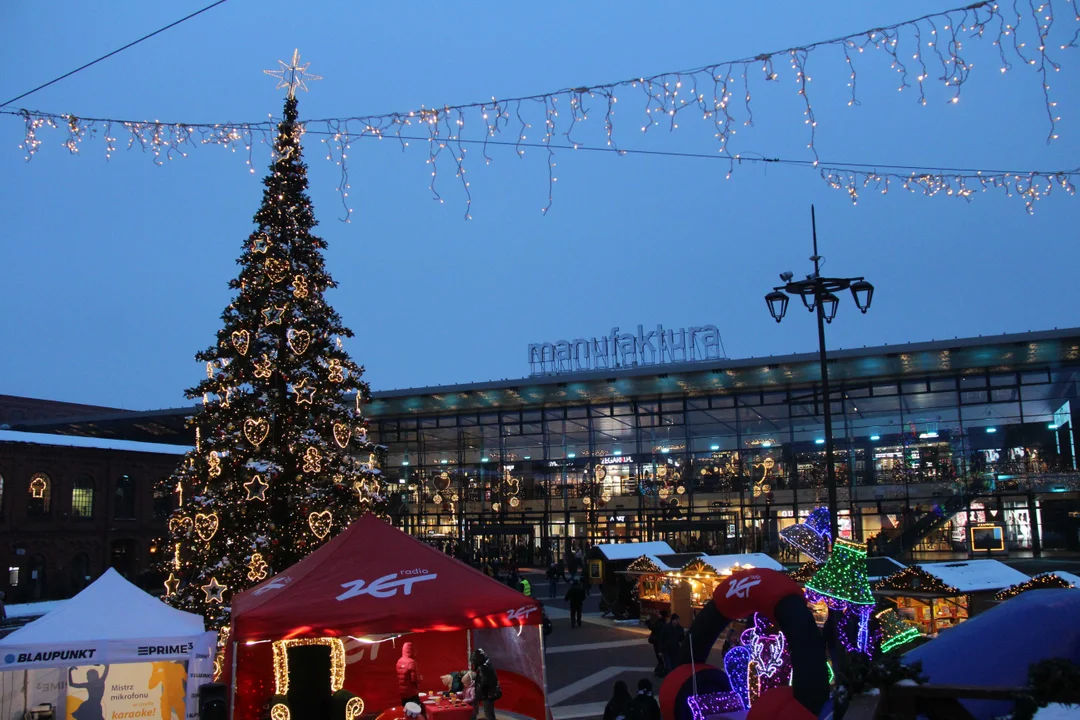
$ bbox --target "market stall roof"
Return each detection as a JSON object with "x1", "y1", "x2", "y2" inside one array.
[
  {"x1": 700, "y1": 553, "x2": 785, "y2": 573},
  {"x1": 918, "y1": 560, "x2": 1029, "y2": 593},
  {"x1": 994, "y1": 572, "x2": 1078, "y2": 601},
  {"x1": 0, "y1": 568, "x2": 207, "y2": 668},
  {"x1": 874, "y1": 560, "x2": 1029, "y2": 597},
  {"x1": 231, "y1": 514, "x2": 541, "y2": 642},
  {"x1": 592, "y1": 541, "x2": 675, "y2": 561}
]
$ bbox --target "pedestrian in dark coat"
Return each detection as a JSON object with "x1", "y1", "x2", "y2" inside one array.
[
  {"x1": 564, "y1": 579, "x2": 586, "y2": 628},
  {"x1": 470, "y1": 649, "x2": 500, "y2": 720},
  {"x1": 546, "y1": 564, "x2": 559, "y2": 599},
  {"x1": 660, "y1": 614, "x2": 684, "y2": 672},
  {"x1": 634, "y1": 679, "x2": 661, "y2": 720},
  {"x1": 602, "y1": 681, "x2": 641, "y2": 720},
  {"x1": 646, "y1": 614, "x2": 666, "y2": 677}
]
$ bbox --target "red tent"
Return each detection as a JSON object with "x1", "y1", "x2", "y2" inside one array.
[{"x1": 229, "y1": 515, "x2": 547, "y2": 720}]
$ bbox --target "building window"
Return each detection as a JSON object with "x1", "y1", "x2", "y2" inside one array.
[
  {"x1": 153, "y1": 485, "x2": 173, "y2": 519},
  {"x1": 72, "y1": 474, "x2": 95, "y2": 519},
  {"x1": 28, "y1": 473, "x2": 52, "y2": 517},
  {"x1": 110, "y1": 539, "x2": 137, "y2": 579},
  {"x1": 71, "y1": 553, "x2": 91, "y2": 591},
  {"x1": 0, "y1": 472, "x2": 5, "y2": 515},
  {"x1": 8, "y1": 566, "x2": 18, "y2": 586},
  {"x1": 29, "y1": 555, "x2": 46, "y2": 600},
  {"x1": 115, "y1": 474, "x2": 136, "y2": 519}
]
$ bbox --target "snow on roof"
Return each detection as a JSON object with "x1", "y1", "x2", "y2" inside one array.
[
  {"x1": 919, "y1": 560, "x2": 1030, "y2": 593},
  {"x1": 0, "y1": 429, "x2": 190, "y2": 455},
  {"x1": 700, "y1": 553, "x2": 785, "y2": 573},
  {"x1": 594, "y1": 541, "x2": 675, "y2": 561},
  {"x1": 4, "y1": 600, "x2": 67, "y2": 619}
]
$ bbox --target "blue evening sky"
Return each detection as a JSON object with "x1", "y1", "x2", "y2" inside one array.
[{"x1": 2, "y1": 1, "x2": 1077, "y2": 410}]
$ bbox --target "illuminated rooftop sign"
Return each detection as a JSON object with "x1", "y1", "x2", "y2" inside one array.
[{"x1": 528, "y1": 324, "x2": 724, "y2": 376}]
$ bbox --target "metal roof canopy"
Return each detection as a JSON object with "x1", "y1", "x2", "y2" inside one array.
[{"x1": 7, "y1": 328, "x2": 1080, "y2": 445}]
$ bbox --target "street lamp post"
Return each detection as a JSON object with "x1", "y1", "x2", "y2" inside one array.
[{"x1": 765, "y1": 206, "x2": 874, "y2": 542}]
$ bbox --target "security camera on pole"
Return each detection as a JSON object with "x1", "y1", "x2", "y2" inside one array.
[{"x1": 763, "y1": 207, "x2": 875, "y2": 543}]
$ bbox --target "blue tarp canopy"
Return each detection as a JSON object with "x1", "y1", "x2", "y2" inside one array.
[{"x1": 903, "y1": 588, "x2": 1080, "y2": 719}]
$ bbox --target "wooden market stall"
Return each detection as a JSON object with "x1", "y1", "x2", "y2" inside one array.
[
  {"x1": 623, "y1": 552, "x2": 786, "y2": 623},
  {"x1": 872, "y1": 560, "x2": 1029, "y2": 635}
]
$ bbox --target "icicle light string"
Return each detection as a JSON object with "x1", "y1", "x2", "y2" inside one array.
[{"x1": 3, "y1": 0, "x2": 1076, "y2": 219}]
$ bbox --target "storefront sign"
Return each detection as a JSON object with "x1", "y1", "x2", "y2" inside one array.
[
  {"x1": 607, "y1": 515, "x2": 627, "y2": 523},
  {"x1": 600, "y1": 455, "x2": 634, "y2": 465},
  {"x1": 528, "y1": 324, "x2": 724, "y2": 375}
]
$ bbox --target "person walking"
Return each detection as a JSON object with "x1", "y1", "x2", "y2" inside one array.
[
  {"x1": 470, "y1": 649, "x2": 500, "y2": 720},
  {"x1": 564, "y1": 578, "x2": 586, "y2": 628},
  {"x1": 519, "y1": 577, "x2": 532, "y2": 597},
  {"x1": 581, "y1": 569, "x2": 592, "y2": 597},
  {"x1": 602, "y1": 681, "x2": 641, "y2": 720},
  {"x1": 646, "y1": 611, "x2": 668, "y2": 677},
  {"x1": 634, "y1": 679, "x2": 661, "y2": 720},
  {"x1": 546, "y1": 563, "x2": 559, "y2": 599},
  {"x1": 660, "y1": 614, "x2": 684, "y2": 673}
]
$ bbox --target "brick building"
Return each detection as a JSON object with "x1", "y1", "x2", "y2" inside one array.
[{"x1": 0, "y1": 396, "x2": 186, "y2": 601}]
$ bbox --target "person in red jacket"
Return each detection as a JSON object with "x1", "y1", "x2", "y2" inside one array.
[{"x1": 397, "y1": 642, "x2": 423, "y2": 710}]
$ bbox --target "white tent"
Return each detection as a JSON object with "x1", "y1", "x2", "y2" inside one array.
[
  {"x1": 0, "y1": 569, "x2": 216, "y2": 720},
  {"x1": 1, "y1": 569, "x2": 214, "y2": 668}
]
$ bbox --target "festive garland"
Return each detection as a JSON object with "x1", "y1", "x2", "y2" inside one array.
[
  {"x1": 788, "y1": 561, "x2": 823, "y2": 584},
  {"x1": 4, "y1": 0, "x2": 1077, "y2": 219},
  {"x1": 628, "y1": 555, "x2": 663, "y2": 573},
  {"x1": 872, "y1": 565, "x2": 961, "y2": 595},
  {"x1": 994, "y1": 572, "x2": 1075, "y2": 600}
]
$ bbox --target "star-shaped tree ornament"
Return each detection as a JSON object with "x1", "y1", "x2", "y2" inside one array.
[
  {"x1": 294, "y1": 378, "x2": 316, "y2": 405},
  {"x1": 264, "y1": 49, "x2": 322, "y2": 99},
  {"x1": 262, "y1": 304, "x2": 287, "y2": 326},
  {"x1": 202, "y1": 576, "x2": 226, "y2": 604},
  {"x1": 244, "y1": 474, "x2": 270, "y2": 501},
  {"x1": 164, "y1": 572, "x2": 180, "y2": 597}
]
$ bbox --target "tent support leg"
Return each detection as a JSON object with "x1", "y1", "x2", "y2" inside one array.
[
  {"x1": 230, "y1": 641, "x2": 238, "y2": 720},
  {"x1": 539, "y1": 624, "x2": 549, "y2": 708}
]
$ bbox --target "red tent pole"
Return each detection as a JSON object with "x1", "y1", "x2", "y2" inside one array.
[{"x1": 230, "y1": 641, "x2": 238, "y2": 720}]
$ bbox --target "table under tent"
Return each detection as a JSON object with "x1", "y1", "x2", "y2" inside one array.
[
  {"x1": 0, "y1": 568, "x2": 216, "y2": 720},
  {"x1": 227, "y1": 515, "x2": 547, "y2": 720}
]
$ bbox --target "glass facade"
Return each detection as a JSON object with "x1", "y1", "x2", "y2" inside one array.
[{"x1": 369, "y1": 341, "x2": 1080, "y2": 562}]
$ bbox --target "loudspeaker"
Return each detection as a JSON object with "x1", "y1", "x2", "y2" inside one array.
[{"x1": 199, "y1": 683, "x2": 228, "y2": 720}]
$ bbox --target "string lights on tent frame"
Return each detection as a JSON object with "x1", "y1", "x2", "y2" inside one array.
[{"x1": 4, "y1": 0, "x2": 1078, "y2": 217}]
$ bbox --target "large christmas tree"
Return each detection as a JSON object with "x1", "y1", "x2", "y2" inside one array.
[{"x1": 157, "y1": 59, "x2": 384, "y2": 629}]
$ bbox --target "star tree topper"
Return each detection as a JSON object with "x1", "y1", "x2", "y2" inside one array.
[{"x1": 264, "y1": 49, "x2": 322, "y2": 98}]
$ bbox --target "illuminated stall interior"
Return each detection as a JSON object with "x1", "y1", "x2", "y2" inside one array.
[{"x1": 872, "y1": 560, "x2": 1030, "y2": 635}]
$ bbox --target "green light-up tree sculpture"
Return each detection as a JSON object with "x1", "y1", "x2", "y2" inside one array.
[{"x1": 155, "y1": 52, "x2": 385, "y2": 630}]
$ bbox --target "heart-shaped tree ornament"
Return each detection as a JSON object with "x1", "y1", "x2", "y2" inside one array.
[
  {"x1": 308, "y1": 510, "x2": 333, "y2": 539},
  {"x1": 230, "y1": 330, "x2": 250, "y2": 355},
  {"x1": 333, "y1": 422, "x2": 352, "y2": 448},
  {"x1": 244, "y1": 417, "x2": 270, "y2": 447},
  {"x1": 168, "y1": 516, "x2": 194, "y2": 535},
  {"x1": 194, "y1": 512, "x2": 220, "y2": 542},
  {"x1": 287, "y1": 328, "x2": 311, "y2": 355}
]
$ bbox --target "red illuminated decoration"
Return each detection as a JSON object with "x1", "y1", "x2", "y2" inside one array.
[{"x1": 659, "y1": 568, "x2": 829, "y2": 720}]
